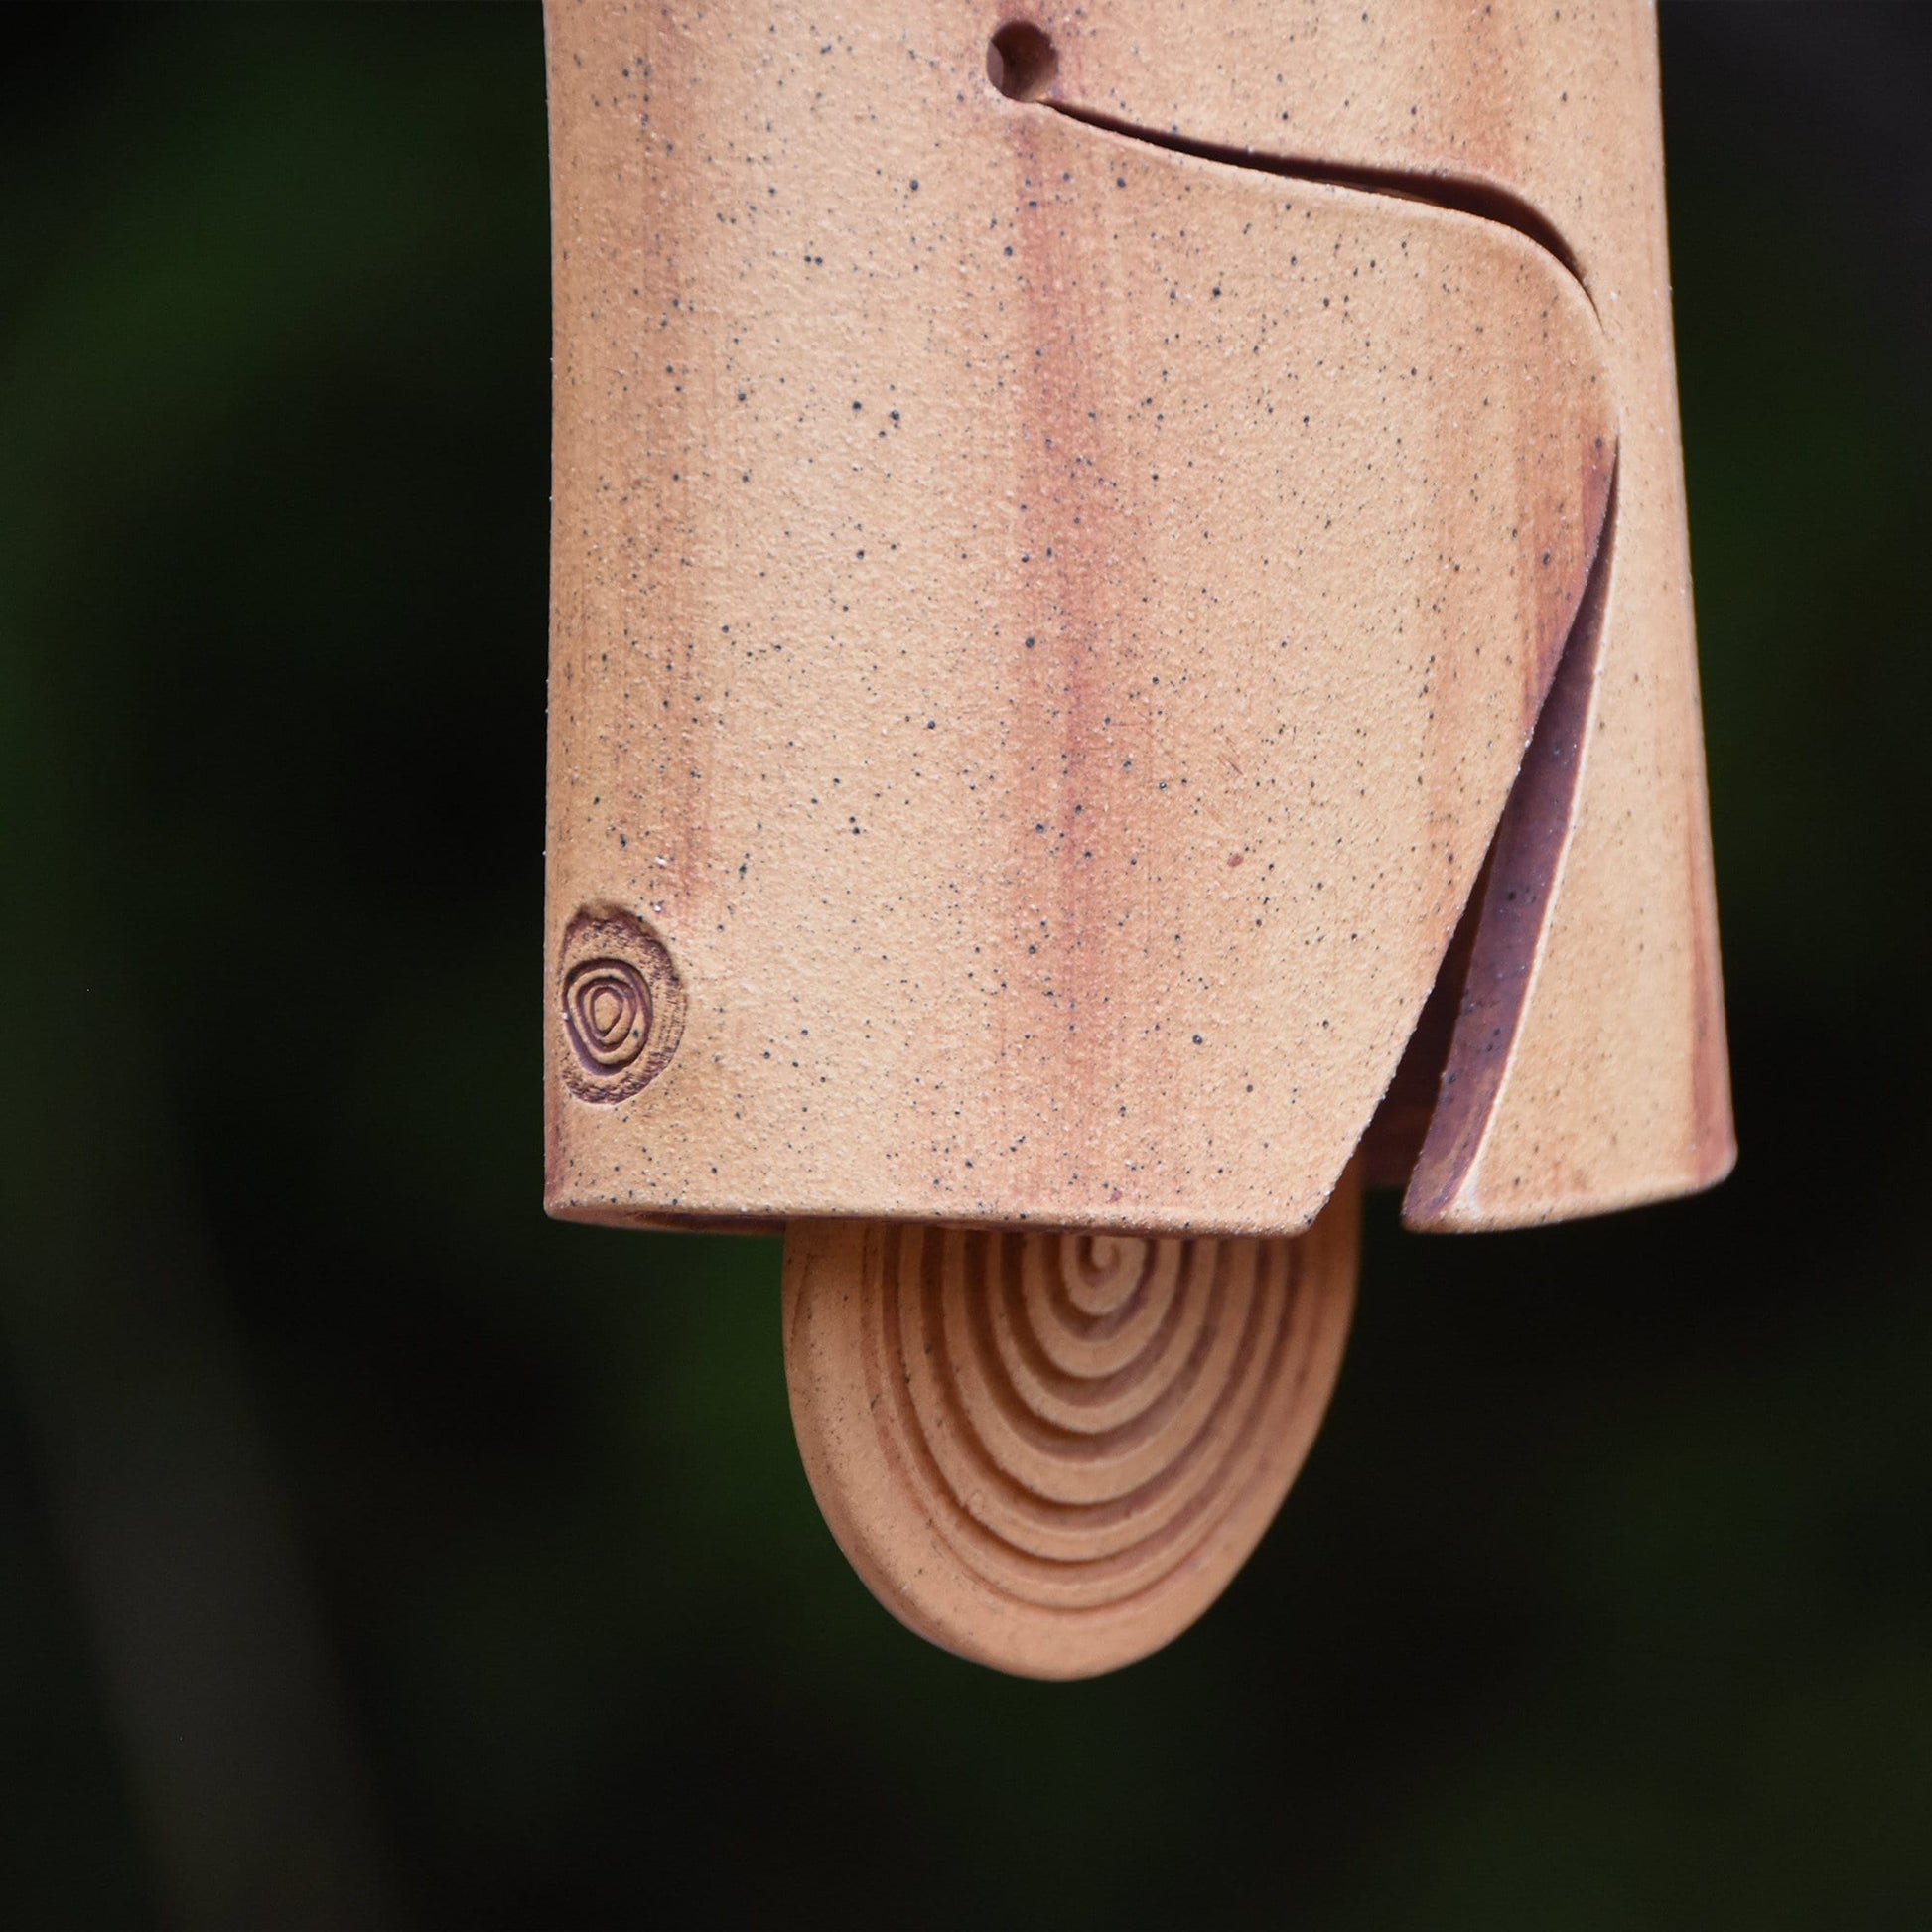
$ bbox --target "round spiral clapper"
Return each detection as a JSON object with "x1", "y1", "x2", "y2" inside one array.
[{"x1": 782, "y1": 1167, "x2": 1359, "y2": 1678}]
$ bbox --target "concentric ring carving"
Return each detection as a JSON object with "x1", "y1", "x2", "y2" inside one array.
[
  {"x1": 783, "y1": 1170, "x2": 1358, "y2": 1678},
  {"x1": 556, "y1": 905, "x2": 685, "y2": 1103},
  {"x1": 564, "y1": 956, "x2": 652, "y2": 1074}
]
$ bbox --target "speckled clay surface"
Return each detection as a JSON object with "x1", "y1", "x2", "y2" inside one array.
[
  {"x1": 1009, "y1": 0, "x2": 1737, "y2": 1225},
  {"x1": 540, "y1": 1, "x2": 1660, "y2": 1239}
]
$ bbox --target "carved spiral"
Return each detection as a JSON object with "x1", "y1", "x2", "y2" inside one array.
[
  {"x1": 555, "y1": 905, "x2": 685, "y2": 1104},
  {"x1": 783, "y1": 1170, "x2": 1358, "y2": 1678},
  {"x1": 563, "y1": 957, "x2": 651, "y2": 1073}
]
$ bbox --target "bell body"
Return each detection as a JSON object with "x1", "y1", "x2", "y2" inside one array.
[
  {"x1": 541, "y1": 0, "x2": 1728, "y2": 1241},
  {"x1": 541, "y1": 0, "x2": 1732, "y2": 1676}
]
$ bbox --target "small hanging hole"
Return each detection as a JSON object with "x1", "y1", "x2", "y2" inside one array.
[{"x1": 988, "y1": 21, "x2": 1058, "y2": 102}]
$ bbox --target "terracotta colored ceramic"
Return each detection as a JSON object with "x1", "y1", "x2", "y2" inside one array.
[{"x1": 542, "y1": 1, "x2": 1731, "y2": 1676}]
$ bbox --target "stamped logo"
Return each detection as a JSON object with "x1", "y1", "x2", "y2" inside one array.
[{"x1": 556, "y1": 905, "x2": 685, "y2": 1103}]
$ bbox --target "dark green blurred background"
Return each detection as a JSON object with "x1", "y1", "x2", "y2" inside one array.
[{"x1": 2, "y1": 6, "x2": 1927, "y2": 1926}]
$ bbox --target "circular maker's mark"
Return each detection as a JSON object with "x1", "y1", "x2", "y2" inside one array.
[
  {"x1": 557, "y1": 906, "x2": 685, "y2": 1103},
  {"x1": 564, "y1": 957, "x2": 651, "y2": 1072},
  {"x1": 783, "y1": 1170, "x2": 1359, "y2": 1678}
]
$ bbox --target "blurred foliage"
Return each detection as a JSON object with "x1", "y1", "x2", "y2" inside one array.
[{"x1": 0, "y1": 5, "x2": 1926, "y2": 1927}]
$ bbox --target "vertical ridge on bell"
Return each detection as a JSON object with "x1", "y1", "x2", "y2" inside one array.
[{"x1": 1039, "y1": 0, "x2": 1735, "y2": 1224}]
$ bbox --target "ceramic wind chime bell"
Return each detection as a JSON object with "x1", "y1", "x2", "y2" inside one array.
[{"x1": 539, "y1": 0, "x2": 1734, "y2": 1678}]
